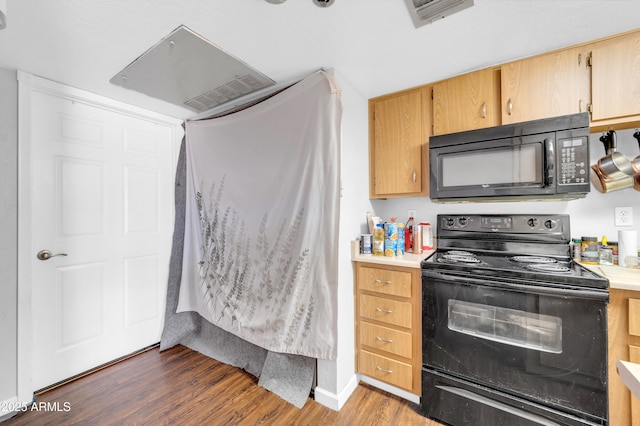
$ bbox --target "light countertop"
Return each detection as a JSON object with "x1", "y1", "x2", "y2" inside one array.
[
  {"x1": 351, "y1": 240, "x2": 434, "y2": 269},
  {"x1": 581, "y1": 263, "x2": 640, "y2": 291}
]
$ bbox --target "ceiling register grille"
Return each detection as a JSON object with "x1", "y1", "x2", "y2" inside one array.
[
  {"x1": 110, "y1": 26, "x2": 275, "y2": 114},
  {"x1": 405, "y1": 0, "x2": 474, "y2": 27}
]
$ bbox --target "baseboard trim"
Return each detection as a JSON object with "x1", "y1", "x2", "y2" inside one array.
[
  {"x1": 313, "y1": 373, "x2": 359, "y2": 411},
  {"x1": 0, "y1": 396, "x2": 19, "y2": 421},
  {"x1": 358, "y1": 374, "x2": 420, "y2": 404},
  {"x1": 35, "y1": 343, "x2": 159, "y2": 395}
]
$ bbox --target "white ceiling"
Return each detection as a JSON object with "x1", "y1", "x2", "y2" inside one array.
[{"x1": 1, "y1": 0, "x2": 639, "y2": 120}]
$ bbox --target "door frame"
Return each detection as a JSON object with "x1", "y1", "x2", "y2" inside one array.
[{"x1": 16, "y1": 71, "x2": 183, "y2": 405}]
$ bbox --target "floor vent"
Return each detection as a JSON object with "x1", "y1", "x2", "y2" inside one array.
[{"x1": 405, "y1": 0, "x2": 474, "y2": 27}]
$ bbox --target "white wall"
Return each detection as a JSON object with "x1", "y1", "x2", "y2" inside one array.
[
  {"x1": 371, "y1": 128, "x2": 640, "y2": 248},
  {"x1": 0, "y1": 68, "x2": 18, "y2": 420},
  {"x1": 315, "y1": 71, "x2": 373, "y2": 409}
]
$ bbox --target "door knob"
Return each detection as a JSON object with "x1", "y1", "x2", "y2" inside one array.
[{"x1": 36, "y1": 250, "x2": 68, "y2": 261}]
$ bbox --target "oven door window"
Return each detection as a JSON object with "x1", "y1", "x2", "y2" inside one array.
[{"x1": 448, "y1": 299, "x2": 562, "y2": 354}]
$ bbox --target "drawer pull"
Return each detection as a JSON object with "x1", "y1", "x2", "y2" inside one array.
[
  {"x1": 374, "y1": 279, "x2": 392, "y2": 284},
  {"x1": 376, "y1": 366, "x2": 393, "y2": 374},
  {"x1": 376, "y1": 307, "x2": 393, "y2": 314},
  {"x1": 376, "y1": 336, "x2": 393, "y2": 343}
]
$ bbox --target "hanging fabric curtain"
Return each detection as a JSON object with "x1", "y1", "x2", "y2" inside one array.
[{"x1": 176, "y1": 71, "x2": 342, "y2": 360}]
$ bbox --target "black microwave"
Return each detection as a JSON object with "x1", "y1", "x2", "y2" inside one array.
[{"x1": 429, "y1": 113, "x2": 591, "y2": 202}]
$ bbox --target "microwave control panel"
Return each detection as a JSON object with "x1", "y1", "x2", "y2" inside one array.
[{"x1": 558, "y1": 136, "x2": 589, "y2": 185}]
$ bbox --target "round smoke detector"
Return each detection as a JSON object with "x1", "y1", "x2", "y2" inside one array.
[{"x1": 312, "y1": 0, "x2": 335, "y2": 7}]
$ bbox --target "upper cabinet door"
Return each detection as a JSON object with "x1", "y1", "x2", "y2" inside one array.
[
  {"x1": 591, "y1": 31, "x2": 640, "y2": 122},
  {"x1": 369, "y1": 89, "x2": 427, "y2": 198},
  {"x1": 501, "y1": 46, "x2": 591, "y2": 125},
  {"x1": 432, "y1": 68, "x2": 500, "y2": 135}
]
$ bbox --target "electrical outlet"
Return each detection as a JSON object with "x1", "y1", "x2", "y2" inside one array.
[
  {"x1": 408, "y1": 209, "x2": 416, "y2": 220},
  {"x1": 615, "y1": 206, "x2": 633, "y2": 226}
]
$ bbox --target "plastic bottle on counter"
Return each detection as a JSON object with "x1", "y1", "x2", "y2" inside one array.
[{"x1": 405, "y1": 217, "x2": 414, "y2": 251}]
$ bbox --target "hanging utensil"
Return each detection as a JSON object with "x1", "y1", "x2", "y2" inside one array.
[
  {"x1": 631, "y1": 130, "x2": 640, "y2": 174},
  {"x1": 632, "y1": 130, "x2": 640, "y2": 191}
]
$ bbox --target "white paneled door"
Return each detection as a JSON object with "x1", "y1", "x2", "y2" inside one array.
[{"x1": 25, "y1": 77, "x2": 179, "y2": 390}]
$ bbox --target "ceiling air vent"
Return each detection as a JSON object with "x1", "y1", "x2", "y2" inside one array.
[
  {"x1": 404, "y1": 0, "x2": 474, "y2": 28},
  {"x1": 110, "y1": 26, "x2": 275, "y2": 114}
]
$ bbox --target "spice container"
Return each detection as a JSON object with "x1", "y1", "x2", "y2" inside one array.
[
  {"x1": 360, "y1": 234, "x2": 372, "y2": 254},
  {"x1": 580, "y1": 236, "x2": 599, "y2": 264},
  {"x1": 571, "y1": 238, "x2": 582, "y2": 262}
]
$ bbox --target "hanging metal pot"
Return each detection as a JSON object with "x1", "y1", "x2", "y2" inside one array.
[
  {"x1": 590, "y1": 164, "x2": 634, "y2": 193},
  {"x1": 596, "y1": 130, "x2": 635, "y2": 180}
]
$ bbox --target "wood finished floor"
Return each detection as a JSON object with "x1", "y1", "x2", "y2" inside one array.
[{"x1": 5, "y1": 344, "x2": 442, "y2": 425}]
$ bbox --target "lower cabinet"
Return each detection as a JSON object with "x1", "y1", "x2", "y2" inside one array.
[
  {"x1": 354, "y1": 262, "x2": 421, "y2": 395},
  {"x1": 608, "y1": 289, "x2": 640, "y2": 426}
]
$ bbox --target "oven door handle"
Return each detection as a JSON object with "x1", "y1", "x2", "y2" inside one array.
[{"x1": 422, "y1": 270, "x2": 609, "y2": 302}]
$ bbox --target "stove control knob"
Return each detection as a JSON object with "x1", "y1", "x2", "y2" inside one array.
[
  {"x1": 527, "y1": 218, "x2": 539, "y2": 228},
  {"x1": 544, "y1": 219, "x2": 557, "y2": 230},
  {"x1": 458, "y1": 217, "x2": 468, "y2": 227},
  {"x1": 444, "y1": 217, "x2": 455, "y2": 227}
]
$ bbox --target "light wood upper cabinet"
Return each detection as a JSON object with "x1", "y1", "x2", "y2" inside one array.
[
  {"x1": 591, "y1": 30, "x2": 640, "y2": 126},
  {"x1": 369, "y1": 87, "x2": 431, "y2": 199},
  {"x1": 432, "y1": 68, "x2": 500, "y2": 135},
  {"x1": 500, "y1": 45, "x2": 591, "y2": 125}
]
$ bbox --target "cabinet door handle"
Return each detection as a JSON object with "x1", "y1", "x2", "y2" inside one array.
[
  {"x1": 481, "y1": 102, "x2": 487, "y2": 118},
  {"x1": 412, "y1": 169, "x2": 416, "y2": 184},
  {"x1": 376, "y1": 307, "x2": 393, "y2": 314},
  {"x1": 375, "y1": 279, "x2": 392, "y2": 284},
  {"x1": 376, "y1": 366, "x2": 393, "y2": 374},
  {"x1": 579, "y1": 99, "x2": 583, "y2": 112},
  {"x1": 376, "y1": 336, "x2": 393, "y2": 343},
  {"x1": 507, "y1": 98, "x2": 513, "y2": 116}
]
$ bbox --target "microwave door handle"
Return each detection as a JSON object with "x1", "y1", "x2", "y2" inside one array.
[{"x1": 544, "y1": 138, "x2": 555, "y2": 187}]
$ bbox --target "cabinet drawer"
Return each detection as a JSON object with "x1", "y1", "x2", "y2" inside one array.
[
  {"x1": 359, "y1": 350, "x2": 413, "y2": 391},
  {"x1": 629, "y1": 298, "x2": 640, "y2": 337},
  {"x1": 358, "y1": 266, "x2": 412, "y2": 298},
  {"x1": 360, "y1": 322, "x2": 412, "y2": 358},
  {"x1": 360, "y1": 294, "x2": 412, "y2": 328}
]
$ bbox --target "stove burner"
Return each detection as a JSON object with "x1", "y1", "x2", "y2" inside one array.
[
  {"x1": 438, "y1": 254, "x2": 481, "y2": 263},
  {"x1": 526, "y1": 263, "x2": 572, "y2": 273},
  {"x1": 446, "y1": 250, "x2": 475, "y2": 256},
  {"x1": 439, "y1": 252, "x2": 482, "y2": 264},
  {"x1": 510, "y1": 256, "x2": 557, "y2": 264}
]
